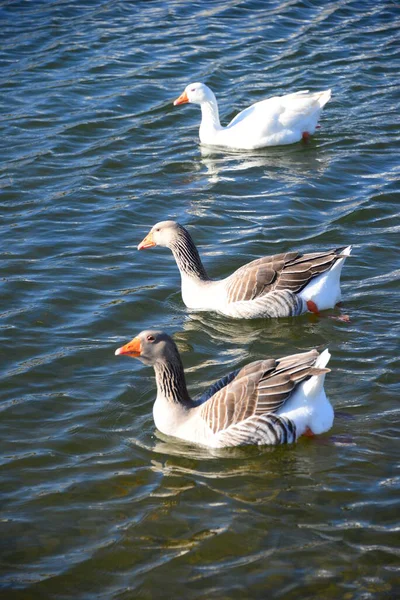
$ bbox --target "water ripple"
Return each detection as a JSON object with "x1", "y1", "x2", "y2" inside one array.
[{"x1": 1, "y1": 0, "x2": 399, "y2": 598}]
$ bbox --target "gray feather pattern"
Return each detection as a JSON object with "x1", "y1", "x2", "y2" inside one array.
[
  {"x1": 216, "y1": 414, "x2": 297, "y2": 446},
  {"x1": 200, "y1": 349, "x2": 320, "y2": 444},
  {"x1": 160, "y1": 225, "x2": 347, "y2": 319},
  {"x1": 226, "y1": 248, "x2": 346, "y2": 301}
]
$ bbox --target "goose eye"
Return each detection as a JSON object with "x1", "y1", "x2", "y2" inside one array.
[
  {"x1": 147, "y1": 335, "x2": 155, "y2": 342},
  {"x1": 190, "y1": 88, "x2": 195, "y2": 92}
]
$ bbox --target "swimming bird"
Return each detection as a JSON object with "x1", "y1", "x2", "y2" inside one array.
[
  {"x1": 173, "y1": 82, "x2": 331, "y2": 150},
  {"x1": 138, "y1": 221, "x2": 351, "y2": 319},
  {"x1": 115, "y1": 330, "x2": 333, "y2": 448}
]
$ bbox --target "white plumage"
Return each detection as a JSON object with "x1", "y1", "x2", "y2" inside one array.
[{"x1": 173, "y1": 83, "x2": 331, "y2": 150}]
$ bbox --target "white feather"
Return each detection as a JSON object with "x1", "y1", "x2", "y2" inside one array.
[
  {"x1": 176, "y1": 83, "x2": 332, "y2": 150},
  {"x1": 277, "y1": 349, "x2": 334, "y2": 437},
  {"x1": 299, "y1": 246, "x2": 352, "y2": 312}
]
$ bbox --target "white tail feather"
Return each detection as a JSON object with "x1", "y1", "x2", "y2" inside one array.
[
  {"x1": 300, "y1": 245, "x2": 351, "y2": 311},
  {"x1": 318, "y1": 89, "x2": 332, "y2": 108},
  {"x1": 278, "y1": 348, "x2": 333, "y2": 436},
  {"x1": 303, "y1": 349, "x2": 331, "y2": 397}
]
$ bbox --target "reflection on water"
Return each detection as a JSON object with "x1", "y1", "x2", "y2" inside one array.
[
  {"x1": 199, "y1": 143, "x2": 332, "y2": 184},
  {"x1": 149, "y1": 430, "x2": 307, "y2": 475},
  {"x1": 183, "y1": 310, "x2": 269, "y2": 345},
  {"x1": 181, "y1": 309, "x2": 330, "y2": 356},
  {"x1": 1, "y1": 0, "x2": 399, "y2": 597}
]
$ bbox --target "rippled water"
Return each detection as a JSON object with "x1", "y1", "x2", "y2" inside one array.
[{"x1": 1, "y1": 0, "x2": 399, "y2": 598}]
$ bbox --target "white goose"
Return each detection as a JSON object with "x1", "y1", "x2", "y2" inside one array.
[
  {"x1": 173, "y1": 82, "x2": 331, "y2": 150},
  {"x1": 138, "y1": 221, "x2": 351, "y2": 320},
  {"x1": 115, "y1": 330, "x2": 334, "y2": 448}
]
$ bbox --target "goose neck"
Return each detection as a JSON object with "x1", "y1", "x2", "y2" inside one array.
[
  {"x1": 153, "y1": 356, "x2": 191, "y2": 406},
  {"x1": 170, "y1": 227, "x2": 209, "y2": 281},
  {"x1": 200, "y1": 97, "x2": 221, "y2": 131}
]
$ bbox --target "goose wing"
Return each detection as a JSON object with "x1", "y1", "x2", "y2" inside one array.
[
  {"x1": 226, "y1": 90, "x2": 328, "y2": 133},
  {"x1": 227, "y1": 92, "x2": 311, "y2": 130},
  {"x1": 225, "y1": 248, "x2": 347, "y2": 303},
  {"x1": 199, "y1": 350, "x2": 322, "y2": 438},
  {"x1": 227, "y1": 97, "x2": 279, "y2": 129},
  {"x1": 225, "y1": 252, "x2": 298, "y2": 302},
  {"x1": 278, "y1": 90, "x2": 331, "y2": 129},
  {"x1": 274, "y1": 248, "x2": 348, "y2": 293}
]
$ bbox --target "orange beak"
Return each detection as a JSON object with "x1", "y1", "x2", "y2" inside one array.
[
  {"x1": 137, "y1": 231, "x2": 156, "y2": 250},
  {"x1": 115, "y1": 337, "x2": 141, "y2": 357},
  {"x1": 173, "y1": 90, "x2": 189, "y2": 106}
]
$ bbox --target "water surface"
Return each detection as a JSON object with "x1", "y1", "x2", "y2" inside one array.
[{"x1": 1, "y1": 1, "x2": 399, "y2": 598}]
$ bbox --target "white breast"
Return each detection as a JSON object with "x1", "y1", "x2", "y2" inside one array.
[{"x1": 180, "y1": 276, "x2": 227, "y2": 311}]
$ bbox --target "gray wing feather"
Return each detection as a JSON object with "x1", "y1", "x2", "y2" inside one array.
[
  {"x1": 226, "y1": 249, "x2": 346, "y2": 302},
  {"x1": 216, "y1": 414, "x2": 297, "y2": 447},
  {"x1": 193, "y1": 368, "x2": 240, "y2": 406},
  {"x1": 200, "y1": 350, "x2": 320, "y2": 437}
]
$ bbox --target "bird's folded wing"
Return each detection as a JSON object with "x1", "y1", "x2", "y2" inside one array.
[
  {"x1": 275, "y1": 249, "x2": 346, "y2": 293},
  {"x1": 226, "y1": 248, "x2": 347, "y2": 301},
  {"x1": 200, "y1": 350, "x2": 320, "y2": 435},
  {"x1": 225, "y1": 252, "x2": 299, "y2": 302}
]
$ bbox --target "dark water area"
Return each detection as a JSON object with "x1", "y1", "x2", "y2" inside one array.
[{"x1": 1, "y1": 0, "x2": 399, "y2": 598}]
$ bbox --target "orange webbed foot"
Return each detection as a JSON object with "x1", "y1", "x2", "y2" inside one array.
[
  {"x1": 306, "y1": 300, "x2": 320, "y2": 315},
  {"x1": 329, "y1": 314, "x2": 350, "y2": 323},
  {"x1": 303, "y1": 427, "x2": 315, "y2": 438},
  {"x1": 307, "y1": 300, "x2": 350, "y2": 322}
]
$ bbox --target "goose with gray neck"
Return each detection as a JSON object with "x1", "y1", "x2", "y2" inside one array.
[
  {"x1": 138, "y1": 220, "x2": 351, "y2": 320},
  {"x1": 115, "y1": 330, "x2": 334, "y2": 448}
]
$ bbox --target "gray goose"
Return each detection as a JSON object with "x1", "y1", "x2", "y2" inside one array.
[
  {"x1": 138, "y1": 221, "x2": 351, "y2": 319},
  {"x1": 115, "y1": 330, "x2": 334, "y2": 448}
]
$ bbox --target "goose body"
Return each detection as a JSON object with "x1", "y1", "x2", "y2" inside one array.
[
  {"x1": 138, "y1": 221, "x2": 351, "y2": 319},
  {"x1": 173, "y1": 82, "x2": 331, "y2": 150},
  {"x1": 115, "y1": 331, "x2": 333, "y2": 448}
]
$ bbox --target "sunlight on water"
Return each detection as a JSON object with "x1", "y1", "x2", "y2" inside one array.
[{"x1": 0, "y1": 0, "x2": 399, "y2": 598}]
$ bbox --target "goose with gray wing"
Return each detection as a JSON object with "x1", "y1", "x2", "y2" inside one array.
[
  {"x1": 115, "y1": 330, "x2": 334, "y2": 448},
  {"x1": 138, "y1": 221, "x2": 351, "y2": 319}
]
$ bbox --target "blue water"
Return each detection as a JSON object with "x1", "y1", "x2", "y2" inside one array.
[{"x1": 1, "y1": 1, "x2": 399, "y2": 598}]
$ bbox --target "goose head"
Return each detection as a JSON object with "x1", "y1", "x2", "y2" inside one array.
[
  {"x1": 137, "y1": 220, "x2": 184, "y2": 250},
  {"x1": 173, "y1": 82, "x2": 215, "y2": 106},
  {"x1": 115, "y1": 330, "x2": 178, "y2": 366}
]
